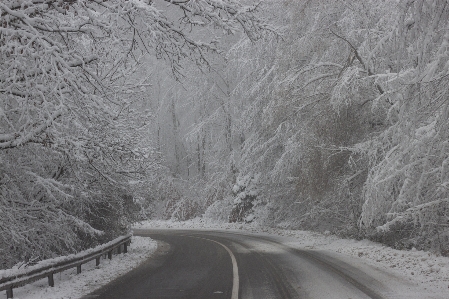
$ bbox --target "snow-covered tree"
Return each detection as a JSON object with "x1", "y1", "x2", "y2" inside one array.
[
  {"x1": 0, "y1": 0, "x2": 275, "y2": 267},
  {"x1": 155, "y1": 0, "x2": 449, "y2": 254},
  {"x1": 357, "y1": 0, "x2": 449, "y2": 252}
]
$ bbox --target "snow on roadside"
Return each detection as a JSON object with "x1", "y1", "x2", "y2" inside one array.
[
  {"x1": 9, "y1": 236, "x2": 157, "y2": 299},
  {"x1": 135, "y1": 218, "x2": 449, "y2": 295},
  {"x1": 1, "y1": 235, "x2": 133, "y2": 280}
]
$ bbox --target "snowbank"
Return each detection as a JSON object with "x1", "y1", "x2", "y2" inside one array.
[{"x1": 9, "y1": 236, "x2": 157, "y2": 299}]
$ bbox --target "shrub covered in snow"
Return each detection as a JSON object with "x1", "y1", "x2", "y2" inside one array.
[
  {"x1": 367, "y1": 199, "x2": 449, "y2": 255},
  {"x1": 204, "y1": 197, "x2": 234, "y2": 222},
  {"x1": 229, "y1": 173, "x2": 260, "y2": 223}
]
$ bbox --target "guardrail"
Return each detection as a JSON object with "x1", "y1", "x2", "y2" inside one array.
[{"x1": 0, "y1": 234, "x2": 132, "y2": 298}]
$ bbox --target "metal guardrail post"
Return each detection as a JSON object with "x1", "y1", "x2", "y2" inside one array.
[
  {"x1": 96, "y1": 257, "x2": 101, "y2": 266},
  {"x1": 6, "y1": 287, "x2": 12, "y2": 299},
  {"x1": 124, "y1": 242, "x2": 128, "y2": 253},
  {"x1": 77, "y1": 265, "x2": 81, "y2": 274},
  {"x1": 108, "y1": 250, "x2": 112, "y2": 259},
  {"x1": 48, "y1": 273, "x2": 54, "y2": 287}
]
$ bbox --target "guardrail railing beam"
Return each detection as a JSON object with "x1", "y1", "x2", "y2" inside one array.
[{"x1": 1, "y1": 234, "x2": 132, "y2": 298}]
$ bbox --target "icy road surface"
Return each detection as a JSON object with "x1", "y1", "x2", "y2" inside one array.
[{"x1": 84, "y1": 228, "x2": 444, "y2": 299}]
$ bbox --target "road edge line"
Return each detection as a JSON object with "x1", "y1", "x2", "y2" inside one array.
[{"x1": 192, "y1": 237, "x2": 239, "y2": 299}]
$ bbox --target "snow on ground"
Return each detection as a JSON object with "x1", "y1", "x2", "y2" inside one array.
[
  {"x1": 8, "y1": 218, "x2": 447, "y2": 298},
  {"x1": 8, "y1": 236, "x2": 157, "y2": 299},
  {"x1": 135, "y1": 218, "x2": 449, "y2": 297}
]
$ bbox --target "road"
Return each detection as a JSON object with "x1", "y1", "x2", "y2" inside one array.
[{"x1": 83, "y1": 229, "x2": 425, "y2": 299}]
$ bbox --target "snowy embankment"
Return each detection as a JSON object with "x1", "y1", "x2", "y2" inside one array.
[
  {"x1": 135, "y1": 218, "x2": 449, "y2": 296},
  {"x1": 3, "y1": 236, "x2": 157, "y2": 299}
]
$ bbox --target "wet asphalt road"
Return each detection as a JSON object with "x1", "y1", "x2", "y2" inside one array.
[{"x1": 83, "y1": 229, "x2": 418, "y2": 299}]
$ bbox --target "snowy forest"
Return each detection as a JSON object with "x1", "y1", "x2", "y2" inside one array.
[{"x1": 1, "y1": 0, "x2": 449, "y2": 269}]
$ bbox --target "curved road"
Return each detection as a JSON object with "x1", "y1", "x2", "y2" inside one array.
[{"x1": 83, "y1": 229, "x2": 426, "y2": 299}]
